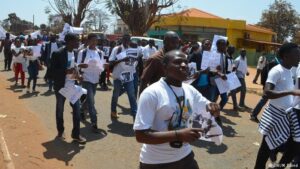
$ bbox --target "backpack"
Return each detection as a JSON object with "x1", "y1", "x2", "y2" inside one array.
[{"x1": 260, "y1": 60, "x2": 278, "y2": 86}]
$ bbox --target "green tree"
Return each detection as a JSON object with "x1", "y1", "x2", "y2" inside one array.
[
  {"x1": 105, "y1": 0, "x2": 178, "y2": 36},
  {"x1": 257, "y1": 0, "x2": 300, "y2": 43}
]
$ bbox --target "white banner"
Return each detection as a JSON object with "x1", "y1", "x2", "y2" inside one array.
[{"x1": 59, "y1": 23, "x2": 83, "y2": 41}]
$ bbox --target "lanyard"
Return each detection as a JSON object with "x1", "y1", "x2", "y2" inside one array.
[{"x1": 165, "y1": 79, "x2": 185, "y2": 126}]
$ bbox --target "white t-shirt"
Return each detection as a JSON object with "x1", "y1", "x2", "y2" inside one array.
[
  {"x1": 65, "y1": 51, "x2": 76, "y2": 86},
  {"x1": 266, "y1": 64, "x2": 294, "y2": 109},
  {"x1": 227, "y1": 57, "x2": 233, "y2": 73},
  {"x1": 134, "y1": 78, "x2": 210, "y2": 164},
  {"x1": 109, "y1": 45, "x2": 140, "y2": 82},
  {"x1": 77, "y1": 48, "x2": 105, "y2": 84},
  {"x1": 293, "y1": 65, "x2": 300, "y2": 109},
  {"x1": 12, "y1": 46, "x2": 26, "y2": 63},
  {"x1": 234, "y1": 56, "x2": 248, "y2": 78},
  {"x1": 143, "y1": 45, "x2": 157, "y2": 60},
  {"x1": 257, "y1": 56, "x2": 266, "y2": 70},
  {"x1": 50, "y1": 42, "x2": 59, "y2": 59}
]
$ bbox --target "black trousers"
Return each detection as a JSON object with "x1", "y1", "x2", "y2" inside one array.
[
  {"x1": 4, "y1": 50, "x2": 12, "y2": 70},
  {"x1": 139, "y1": 152, "x2": 199, "y2": 169},
  {"x1": 254, "y1": 137, "x2": 300, "y2": 169}
]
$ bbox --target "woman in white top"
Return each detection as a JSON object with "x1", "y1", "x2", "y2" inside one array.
[
  {"x1": 25, "y1": 39, "x2": 42, "y2": 93},
  {"x1": 12, "y1": 38, "x2": 26, "y2": 87},
  {"x1": 254, "y1": 43, "x2": 300, "y2": 169}
]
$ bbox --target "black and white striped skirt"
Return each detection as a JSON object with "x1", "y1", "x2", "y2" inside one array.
[{"x1": 258, "y1": 104, "x2": 300, "y2": 150}]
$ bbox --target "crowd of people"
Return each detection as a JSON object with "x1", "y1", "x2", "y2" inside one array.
[{"x1": 0, "y1": 30, "x2": 300, "y2": 169}]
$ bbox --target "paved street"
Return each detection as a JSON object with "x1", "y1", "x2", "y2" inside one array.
[{"x1": 0, "y1": 52, "x2": 268, "y2": 169}]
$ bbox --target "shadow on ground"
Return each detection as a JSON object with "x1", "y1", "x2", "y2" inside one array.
[
  {"x1": 107, "y1": 120, "x2": 134, "y2": 137},
  {"x1": 191, "y1": 140, "x2": 228, "y2": 154},
  {"x1": 42, "y1": 124, "x2": 107, "y2": 166}
]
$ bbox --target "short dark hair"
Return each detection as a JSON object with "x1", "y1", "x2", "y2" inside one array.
[
  {"x1": 64, "y1": 33, "x2": 78, "y2": 42},
  {"x1": 278, "y1": 43, "x2": 299, "y2": 58},
  {"x1": 216, "y1": 39, "x2": 226, "y2": 46},
  {"x1": 87, "y1": 33, "x2": 97, "y2": 40}
]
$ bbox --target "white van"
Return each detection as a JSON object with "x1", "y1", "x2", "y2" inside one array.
[{"x1": 131, "y1": 36, "x2": 163, "y2": 50}]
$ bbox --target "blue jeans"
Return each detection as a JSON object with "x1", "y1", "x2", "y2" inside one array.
[
  {"x1": 48, "y1": 80, "x2": 53, "y2": 91},
  {"x1": 27, "y1": 60, "x2": 39, "y2": 90},
  {"x1": 111, "y1": 79, "x2": 137, "y2": 117},
  {"x1": 251, "y1": 96, "x2": 268, "y2": 117},
  {"x1": 82, "y1": 81, "x2": 98, "y2": 124},
  {"x1": 208, "y1": 85, "x2": 218, "y2": 102},
  {"x1": 133, "y1": 73, "x2": 138, "y2": 99},
  {"x1": 231, "y1": 78, "x2": 246, "y2": 107},
  {"x1": 55, "y1": 92, "x2": 81, "y2": 138}
]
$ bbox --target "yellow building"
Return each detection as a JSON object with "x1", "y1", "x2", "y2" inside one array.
[{"x1": 147, "y1": 8, "x2": 281, "y2": 65}]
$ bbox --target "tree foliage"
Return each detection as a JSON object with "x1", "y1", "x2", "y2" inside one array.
[
  {"x1": 1, "y1": 13, "x2": 34, "y2": 34},
  {"x1": 47, "y1": 0, "x2": 101, "y2": 26},
  {"x1": 85, "y1": 9, "x2": 110, "y2": 32},
  {"x1": 257, "y1": 0, "x2": 300, "y2": 43},
  {"x1": 105, "y1": 0, "x2": 178, "y2": 36}
]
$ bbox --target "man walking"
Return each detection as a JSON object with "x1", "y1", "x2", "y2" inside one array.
[
  {"x1": 77, "y1": 33, "x2": 105, "y2": 132},
  {"x1": 253, "y1": 53, "x2": 267, "y2": 84},
  {"x1": 50, "y1": 33, "x2": 86, "y2": 144},
  {"x1": 0, "y1": 33, "x2": 13, "y2": 71}
]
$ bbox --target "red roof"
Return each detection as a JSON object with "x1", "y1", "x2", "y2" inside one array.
[
  {"x1": 166, "y1": 8, "x2": 223, "y2": 19},
  {"x1": 246, "y1": 24, "x2": 275, "y2": 35}
]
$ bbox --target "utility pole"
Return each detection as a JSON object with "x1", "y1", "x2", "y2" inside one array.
[{"x1": 33, "y1": 14, "x2": 35, "y2": 32}]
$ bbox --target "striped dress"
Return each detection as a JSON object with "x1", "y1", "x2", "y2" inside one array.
[{"x1": 259, "y1": 104, "x2": 300, "y2": 150}]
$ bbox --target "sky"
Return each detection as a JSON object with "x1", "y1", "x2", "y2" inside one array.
[{"x1": 0, "y1": 0, "x2": 299, "y2": 32}]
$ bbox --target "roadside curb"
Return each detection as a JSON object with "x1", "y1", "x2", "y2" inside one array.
[{"x1": 0, "y1": 129, "x2": 15, "y2": 169}]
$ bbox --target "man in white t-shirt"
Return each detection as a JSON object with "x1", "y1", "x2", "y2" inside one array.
[
  {"x1": 134, "y1": 50, "x2": 220, "y2": 169},
  {"x1": 109, "y1": 34, "x2": 139, "y2": 120},
  {"x1": 77, "y1": 33, "x2": 105, "y2": 133},
  {"x1": 142, "y1": 39, "x2": 157, "y2": 60},
  {"x1": 231, "y1": 49, "x2": 249, "y2": 109},
  {"x1": 253, "y1": 53, "x2": 267, "y2": 84}
]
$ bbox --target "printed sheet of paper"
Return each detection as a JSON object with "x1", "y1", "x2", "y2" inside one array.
[
  {"x1": 215, "y1": 72, "x2": 241, "y2": 94},
  {"x1": 226, "y1": 72, "x2": 241, "y2": 90},
  {"x1": 188, "y1": 62, "x2": 197, "y2": 76},
  {"x1": 201, "y1": 51, "x2": 212, "y2": 70},
  {"x1": 59, "y1": 85, "x2": 87, "y2": 104},
  {"x1": 103, "y1": 46, "x2": 110, "y2": 56},
  {"x1": 201, "y1": 51, "x2": 221, "y2": 71},
  {"x1": 83, "y1": 59, "x2": 104, "y2": 73},
  {"x1": 187, "y1": 111, "x2": 223, "y2": 145}
]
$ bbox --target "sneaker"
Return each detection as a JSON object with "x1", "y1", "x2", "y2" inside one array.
[
  {"x1": 250, "y1": 115, "x2": 260, "y2": 123},
  {"x1": 72, "y1": 135, "x2": 86, "y2": 144},
  {"x1": 26, "y1": 87, "x2": 30, "y2": 93},
  {"x1": 111, "y1": 112, "x2": 119, "y2": 119},
  {"x1": 56, "y1": 132, "x2": 65, "y2": 140},
  {"x1": 233, "y1": 106, "x2": 245, "y2": 112},
  {"x1": 91, "y1": 124, "x2": 101, "y2": 134}
]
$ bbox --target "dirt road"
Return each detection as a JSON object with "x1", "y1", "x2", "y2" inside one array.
[{"x1": 0, "y1": 54, "x2": 268, "y2": 169}]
